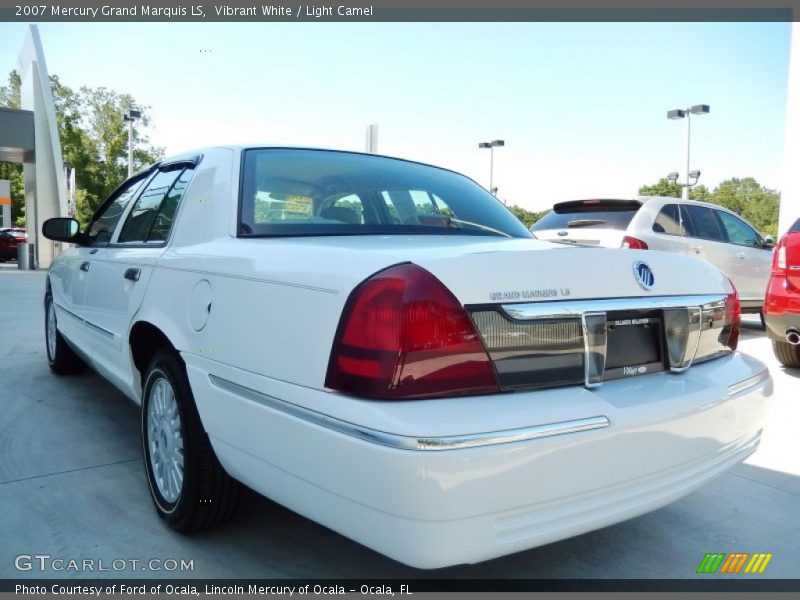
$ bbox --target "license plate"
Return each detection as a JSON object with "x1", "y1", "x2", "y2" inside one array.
[{"x1": 603, "y1": 315, "x2": 665, "y2": 380}]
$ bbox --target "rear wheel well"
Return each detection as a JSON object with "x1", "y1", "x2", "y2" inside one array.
[{"x1": 130, "y1": 322, "x2": 176, "y2": 378}]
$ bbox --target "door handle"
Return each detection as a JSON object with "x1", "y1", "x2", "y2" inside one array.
[
  {"x1": 79, "y1": 261, "x2": 91, "y2": 272},
  {"x1": 124, "y1": 268, "x2": 141, "y2": 282},
  {"x1": 690, "y1": 245, "x2": 703, "y2": 254},
  {"x1": 736, "y1": 252, "x2": 746, "y2": 259}
]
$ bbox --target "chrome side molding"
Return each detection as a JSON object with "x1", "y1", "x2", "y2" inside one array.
[
  {"x1": 208, "y1": 374, "x2": 610, "y2": 451},
  {"x1": 728, "y1": 370, "x2": 770, "y2": 397}
]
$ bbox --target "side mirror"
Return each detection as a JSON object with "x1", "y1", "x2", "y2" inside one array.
[
  {"x1": 42, "y1": 218, "x2": 82, "y2": 243},
  {"x1": 762, "y1": 235, "x2": 775, "y2": 249}
]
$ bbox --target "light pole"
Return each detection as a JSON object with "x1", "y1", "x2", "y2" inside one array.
[
  {"x1": 666, "y1": 170, "x2": 701, "y2": 197},
  {"x1": 667, "y1": 104, "x2": 709, "y2": 200},
  {"x1": 124, "y1": 109, "x2": 141, "y2": 177},
  {"x1": 478, "y1": 139, "x2": 504, "y2": 196}
]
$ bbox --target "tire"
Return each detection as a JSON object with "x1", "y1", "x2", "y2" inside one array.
[
  {"x1": 44, "y1": 292, "x2": 86, "y2": 374},
  {"x1": 141, "y1": 349, "x2": 240, "y2": 532},
  {"x1": 772, "y1": 340, "x2": 800, "y2": 368}
]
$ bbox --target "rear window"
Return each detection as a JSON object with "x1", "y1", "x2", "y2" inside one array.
[
  {"x1": 530, "y1": 200, "x2": 641, "y2": 232},
  {"x1": 238, "y1": 149, "x2": 531, "y2": 238}
]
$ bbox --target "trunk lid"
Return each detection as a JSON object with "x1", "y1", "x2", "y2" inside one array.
[{"x1": 228, "y1": 235, "x2": 730, "y2": 303}]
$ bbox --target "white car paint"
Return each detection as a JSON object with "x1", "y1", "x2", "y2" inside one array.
[{"x1": 46, "y1": 146, "x2": 772, "y2": 568}]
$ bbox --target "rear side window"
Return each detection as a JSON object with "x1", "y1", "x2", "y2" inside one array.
[
  {"x1": 790, "y1": 218, "x2": 800, "y2": 233},
  {"x1": 652, "y1": 204, "x2": 686, "y2": 236},
  {"x1": 149, "y1": 169, "x2": 194, "y2": 242},
  {"x1": 682, "y1": 205, "x2": 725, "y2": 242},
  {"x1": 530, "y1": 200, "x2": 640, "y2": 232},
  {"x1": 117, "y1": 167, "x2": 194, "y2": 243}
]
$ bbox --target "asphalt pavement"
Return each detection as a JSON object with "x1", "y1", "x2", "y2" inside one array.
[{"x1": 1, "y1": 263, "x2": 798, "y2": 580}]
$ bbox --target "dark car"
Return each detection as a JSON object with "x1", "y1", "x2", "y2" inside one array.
[
  {"x1": 764, "y1": 217, "x2": 800, "y2": 367},
  {"x1": 0, "y1": 229, "x2": 26, "y2": 261}
]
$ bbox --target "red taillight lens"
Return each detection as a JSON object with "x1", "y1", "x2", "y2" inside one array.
[
  {"x1": 621, "y1": 236, "x2": 648, "y2": 250},
  {"x1": 724, "y1": 279, "x2": 741, "y2": 351},
  {"x1": 326, "y1": 263, "x2": 500, "y2": 399}
]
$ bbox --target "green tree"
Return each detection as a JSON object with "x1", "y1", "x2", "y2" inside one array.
[
  {"x1": 0, "y1": 163, "x2": 24, "y2": 226},
  {"x1": 639, "y1": 178, "x2": 682, "y2": 198},
  {"x1": 638, "y1": 178, "x2": 710, "y2": 201},
  {"x1": 690, "y1": 184, "x2": 711, "y2": 201},
  {"x1": 507, "y1": 204, "x2": 548, "y2": 228},
  {"x1": 0, "y1": 70, "x2": 24, "y2": 225},
  {"x1": 0, "y1": 70, "x2": 20, "y2": 108},
  {"x1": 60, "y1": 82, "x2": 163, "y2": 226},
  {"x1": 708, "y1": 177, "x2": 779, "y2": 238},
  {"x1": 1, "y1": 70, "x2": 164, "y2": 228}
]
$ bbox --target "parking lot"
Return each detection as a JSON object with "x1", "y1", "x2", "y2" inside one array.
[{"x1": 1, "y1": 263, "x2": 798, "y2": 579}]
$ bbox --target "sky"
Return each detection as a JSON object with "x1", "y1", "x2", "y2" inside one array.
[{"x1": 0, "y1": 21, "x2": 792, "y2": 211}]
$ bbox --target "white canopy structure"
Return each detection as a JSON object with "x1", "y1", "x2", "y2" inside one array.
[{"x1": 18, "y1": 24, "x2": 67, "y2": 268}]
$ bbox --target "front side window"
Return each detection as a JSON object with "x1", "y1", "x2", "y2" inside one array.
[
  {"x1": 716, "y1": 210, "x2": 761, "y2": 247},
  {"x1": 239, "y1": 149, "x2": 531, "y2": 238},
  {"x1": 87, "y1": 176, "x2": 147, "y2": 245},
  {"x1": 682, "y1": 205, "x2": 725, "y2": 242}
]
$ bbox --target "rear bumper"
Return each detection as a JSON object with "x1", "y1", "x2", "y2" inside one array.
[
  {"x1": 764, "y1": 312, "x2": 800, "y2": 342},
  {"x1": 185, "y1": 352, "x2": 772, "y2": 569},
  {"x1": 764, "y1": 276, "x2": 800, "y2": 341}
]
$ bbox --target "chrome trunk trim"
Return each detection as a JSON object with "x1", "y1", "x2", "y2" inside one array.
[{"x1": 501, "y1": 294, "x2": 727, "y2": 321}]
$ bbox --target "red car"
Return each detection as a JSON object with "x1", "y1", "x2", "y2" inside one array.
[
  {"x1": 764, "y1": 217, "x2": 800, "y2": 367},
  {"x1": 0, "y1": 229, "x2": 26, "y2": 261}
]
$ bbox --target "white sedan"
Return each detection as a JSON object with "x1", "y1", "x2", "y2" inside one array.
[{"x1": 42, "y1": 146, "x2": 772, "y2": 569}]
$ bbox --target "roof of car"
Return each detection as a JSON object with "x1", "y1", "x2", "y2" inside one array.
[
  {"x1": 563, "y1": 196, "x2": 738, "y2": 212},
  {"x1": 156, "y1": 145, "x2": 473, "y2": 181}
]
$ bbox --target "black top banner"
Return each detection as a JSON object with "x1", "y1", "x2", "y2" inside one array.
[{"x1": 0, "y1": 0, "x2": 798, "y2": 22}]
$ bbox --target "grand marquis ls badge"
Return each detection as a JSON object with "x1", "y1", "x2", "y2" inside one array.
[{"x1": 633, "y1": 261, "x2": 655, "y2": 290}]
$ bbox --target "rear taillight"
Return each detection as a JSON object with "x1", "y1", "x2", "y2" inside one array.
[
  {"x1": 774, "y1": 242, "x2": 787, "y2": 273},
  {"x1": 326, "y1": 264, "x2": 500, "y2": 400},
  {"x1": 689, "y1": 279, "x2": 740, "y2": 363},
  {"x1": 724, "y1": 286, "x2": 741, "y2": 351},
  {"x1": 621, "y1": 236, "x2": 648, "y2": 250}
]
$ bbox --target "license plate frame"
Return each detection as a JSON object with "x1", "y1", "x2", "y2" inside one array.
[{"x1": 602, "y1": 311, "x2": 666, "y2": 381}]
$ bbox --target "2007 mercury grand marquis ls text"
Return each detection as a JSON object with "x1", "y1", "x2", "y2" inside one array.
[{"x1": 41, "y1": 146, "x2": 772, "y2": 568}]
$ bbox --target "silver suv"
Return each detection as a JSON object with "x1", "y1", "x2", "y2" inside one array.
[{"x1": 530, "y1": 197, "x2": 774, "y2": 313}]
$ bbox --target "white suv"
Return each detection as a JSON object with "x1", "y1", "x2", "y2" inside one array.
[{"x1": 531, "y1": 197, "x2": 775, "y2": 314}]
